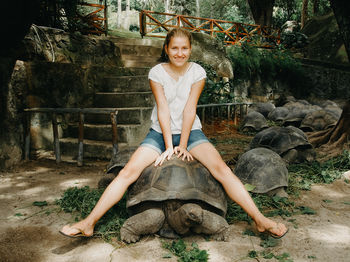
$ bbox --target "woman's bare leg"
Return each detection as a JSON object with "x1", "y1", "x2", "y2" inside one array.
[
  {"x1": 60, "y1": 146, "x2": 159, "y2": 237},
  {"x1": 189, "y1": 142, "x2": 288, "y2": 237}
]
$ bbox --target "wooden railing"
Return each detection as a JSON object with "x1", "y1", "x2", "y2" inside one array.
[
  {"x1": 77, "y1": 1, "x2": 108, "y2": 35},
  {"x1": 140, "y1": 10, "x2": 280, "y2": 47}
]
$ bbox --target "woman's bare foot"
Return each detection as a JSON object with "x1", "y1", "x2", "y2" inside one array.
[
  {"x1": 255, "y1": 217, "x2": 288, "y2": 238},
  {"x1": 59, "y1": 220, "x2": 94, "y2": 238}
]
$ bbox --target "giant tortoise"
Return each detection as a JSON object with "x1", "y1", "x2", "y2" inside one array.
[
  {"x1": 241, "y1": 111, "x2": 268, "y2": 132},
  {"x1": 300, "y1": 109, "x2": 339, "y2": 132},
  {"x1": 250, "y1": 126, "x2": 315, "y2": 164},
  {"x1": 249, "y1": 102, "x2": 276, "y2": 117},
  {"x1": 267, "y1": 107, "x2": 289, "y2": 123},
  {"x1": 234, "y1": 148, "x2": 288, "y2": 197},
  {"x1": 117, "y1": 156, "x2": 229, "y2": 243}
]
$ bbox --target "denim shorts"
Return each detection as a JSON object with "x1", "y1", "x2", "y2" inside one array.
[{"x1": 140, "y1": 128, "x2": 210, "y2": 155}]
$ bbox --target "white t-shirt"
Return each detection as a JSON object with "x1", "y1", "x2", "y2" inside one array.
[{"x1": 148, "y1": 62, "x2": 206, "y2": 134}]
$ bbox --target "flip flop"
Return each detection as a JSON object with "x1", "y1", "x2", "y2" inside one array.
[
  {"x1": 267, "y1": 223, "x2": 289, "y2": 239},
  {"x1": 270, "y1": 227, "x2": 289, "y2": 239},
  {"x1": 59, "y1": 226, "x2": 90, "y2": 239}
]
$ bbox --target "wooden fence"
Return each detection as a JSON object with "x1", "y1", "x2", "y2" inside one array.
[
  {"x1": 77, "y1": 1, "x2": 108, "y2": 35},
  {"x1": 140, "y1": 10, "x2": 280, "y2": 47}
]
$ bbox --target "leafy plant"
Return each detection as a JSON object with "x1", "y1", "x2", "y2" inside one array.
[
  {"x1": 247, "y1": 250, "x2": 293, "y2": 261},
  {"x1": 288, "y1": 150, "x2": 350, "y2": 192},
  {"x1": 226, "y1": 193, "x2": 295, "y2": 224},
  {"x1": 193, "y1": 60, "x2": 234, "y2": 104},
  {"x1": 162, "y1": 239, "x2": 209, "y2": 262}
]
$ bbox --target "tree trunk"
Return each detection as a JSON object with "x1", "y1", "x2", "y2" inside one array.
[
  {"x1": 301, "y1": 0, "x2": 309, "y2": 29},
  {"x1": 312, "y1": 0, "x2": 319, "y2": 15},
  {"x1": 196, "y1": 0, "x2": 200, "y2": 26},
  {"x1": 308, "y1": 100, "x2": 350, "y2": 158},
  {"x1": 247, "y1": 0, "x2": 275, "y2": 27},
  {"x1": 165, "y1": 0, "x2": 169, "y2": 24},
  {"x1": 165, "y1": 0, "x2": 169, "y2": 13},
  {"x1": 117, "y1": 0, "x2": 122, "y2": 28},
  {"x1": 122, "y1": 0, "x2": 130, "y2": 30},
  {"x1": 330, "y1": 0, "x2": 350, "y2": 59}
]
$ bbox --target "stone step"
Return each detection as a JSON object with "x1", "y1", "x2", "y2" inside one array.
[
  {"x1": 85, "y1": 107, "x2": 153, "y2": 125},
  {"x1": 90, "y1": 65, "x2": 151, "y2": 77},
  {"x1": 122, "y1": 54, "x2": 159, "y2": 63},
  {"x1": 123, "y1": 60, "x2": 158, "y2": 68},
  {"x1": 116, "y1": 44, "x2": 162, "y2": 57},
  {"x1": 109, "y1": 36, "x2": 164, "y2": 47},
  {"x1": 64, "y1": 121, "x2": 151, "y2": 145},
  {"x1": 95, "y1": 92, "x2": 155, "y2": 108},
  {"x1": 60, "y1": 137, "x2": 115, "y2": 159},
  {"x1": 59, "y1": 137, "x2": 133, "y2": 160},
  {"x1": 100, "y1": 75, "x2": 150, "y2": 92}
]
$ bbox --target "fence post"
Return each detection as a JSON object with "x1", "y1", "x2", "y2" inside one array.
[
  {"x1": 111, "y1": 111, "x2": 118, "y2": 161},
  {"x1": 77, "y1": 112, "x2": 84, "y2": 167},
  {"x1": 24, "y1": 112, "x2": 31, "y2": 160},
  {"x1": 52, "y1": 113, "x2": 61, "y2": 163}
]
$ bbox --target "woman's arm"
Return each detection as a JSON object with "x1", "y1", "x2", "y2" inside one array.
[
  {"x1": 149, "y1": 79, "x2": 174, "y2": 165},
  {"x1": 176, "y1": 78, "x2": 206, "y2": 160}
]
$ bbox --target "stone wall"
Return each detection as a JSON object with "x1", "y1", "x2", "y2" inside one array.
[
  {"x1": 0, "y1": 60, "x2": 27, "y2": 169},
  {"x1": 301, "y1": 61, "x2": 350, "y2": 100},
  {"x1": 232, "y1": 60, "x2": 350, "y2": 103}
]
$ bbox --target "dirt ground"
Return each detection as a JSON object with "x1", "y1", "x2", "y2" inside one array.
[{"x1": 1, "y1": 121, "x2": 350, "y2": 262}]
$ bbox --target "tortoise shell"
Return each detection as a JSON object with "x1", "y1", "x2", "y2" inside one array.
[
  {"x1": 234, "y1": 148, "x2": 288, "y2": 193},
  {"x1": 300, "y1": 109, "x2": 339, "y2": 132},
  {"x1": 127, "y1": 156, "x2": 227, "y2": 216},
  {"x1": 241, "y1": 111, "x2": 268, "y2": 132},
  {"x1": 267, "y1": 107, "x2": 289, "y2": 122},
  {"x1": 250, "y1": 126, "x2": 312, "y2": 156}
]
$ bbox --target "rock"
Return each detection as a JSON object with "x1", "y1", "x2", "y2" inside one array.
[
  {"x1": 21, "y1": 25, "x2": 123, "y2": 66},
  {"x1": 191, "y1": 32, "x2": 234, "y2": 79}
]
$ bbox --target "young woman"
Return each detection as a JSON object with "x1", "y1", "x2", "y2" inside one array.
[{"x1": 60, "y1": 28, "x2": 288, "y2": 239}]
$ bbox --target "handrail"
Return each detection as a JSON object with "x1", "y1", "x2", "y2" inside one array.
[
  {"x1": 140, "y1": 10, "x2": 280, "y2": 48},
  {"x1": 77, "y1": 1, "x2": 108, "y2": 35}
]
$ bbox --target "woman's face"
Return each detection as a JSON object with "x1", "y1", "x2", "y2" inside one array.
[{"x1": 165, "y1": 36, "x2": 191, "y2": 68}]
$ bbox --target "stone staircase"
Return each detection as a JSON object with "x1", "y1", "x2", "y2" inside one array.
[{"x1": 60, "y1": 36, "x2": 164, "y2": 162}]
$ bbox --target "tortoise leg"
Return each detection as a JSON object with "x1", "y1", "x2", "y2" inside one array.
[
  {"x1": 120, "y1": 208, "x2": 165, "y2": 243},
  {"x1": 192, "y1": 210, "x2": 229, "y2": 241}
]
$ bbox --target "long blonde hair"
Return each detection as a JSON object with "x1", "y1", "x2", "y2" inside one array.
[{"x1": 159, "y1": 28, "x2": 192, "y2": 62}]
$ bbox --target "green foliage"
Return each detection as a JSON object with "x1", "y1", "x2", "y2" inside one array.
[
  {"x1": 247, "y1": 250, "x2": 293, "y2": 261},
  {"x1": 226, "y1": 194, "x2": 295, "y2": 224},
  {"x1": 288, "y1": 150, "x2": 350, "y2": 192},
  {"x1": 33, "y1": 201, "x2": 48, "y2": 207},
  {"x1": 162, "y1": 239, "x2": 209, "y2": 262},
  {"x1": 226, "y1": 43, "x2": 310, "y2": 97},
  {"x1": 200, "y1": 0, "x2": 252, "y2": 23},
  {"x1": 56, "y1": 186, "x2": 128, "y2": 240},
  {"x1": 193, "y1": 61, "x2": 234, "y2": 104}
]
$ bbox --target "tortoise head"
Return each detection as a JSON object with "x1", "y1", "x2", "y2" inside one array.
[{"x1": 179, "y1": 203, "x2": 203, "y2": 226}]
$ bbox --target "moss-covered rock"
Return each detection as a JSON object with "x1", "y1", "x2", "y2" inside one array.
[
  {"x1": 21, "y1": 26, "x2": 123, "y2": 66},
  {"x1": 190, "y1": 32, "x2": 234, "y2": 79}
]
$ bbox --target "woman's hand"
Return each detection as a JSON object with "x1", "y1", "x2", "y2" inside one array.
[
  {"x1": 154, "y1": 147, "x2": 174, "y2": 166},
  {"x1": 174, "y1": 146, "x2": 193, "y2": 162}
]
